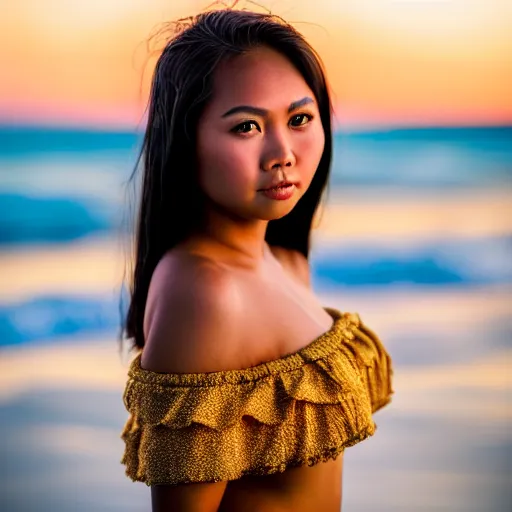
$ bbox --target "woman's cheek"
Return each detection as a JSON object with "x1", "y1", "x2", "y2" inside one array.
[
  {"x1": 297, "y1": 128, "x2": 325, "y2": 169},
  {"x1": 203, "y1": 136, "x2": 259, "y2": 191}
]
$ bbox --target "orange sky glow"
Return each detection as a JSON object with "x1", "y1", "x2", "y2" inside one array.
[{"x1": 1, "y1": 0, "x2": 511, "y2": 130}]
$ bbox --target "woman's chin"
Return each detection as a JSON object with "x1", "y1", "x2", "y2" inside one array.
[{"x1": 257, "y1": 205, "x2": 297, "y2": 221}]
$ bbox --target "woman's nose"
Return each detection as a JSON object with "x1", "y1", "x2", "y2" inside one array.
[{"x1": 261, "y1": 132, "x2": 296, "y2": 171}]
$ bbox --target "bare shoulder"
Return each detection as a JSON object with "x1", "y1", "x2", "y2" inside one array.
[
  {"x1": 270, "y1": 245, "x2": 311, "y2": 288},
  {"x1": 142, "y1": 251, "x2": 234, "y2": 507},
  {"x1": 141, "y1": 250, "x2": 243, "y2": 374}
]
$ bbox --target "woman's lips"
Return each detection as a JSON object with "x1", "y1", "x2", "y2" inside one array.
[{"x1": 259, "y1": 183, "x2": 295, "y2": 200}]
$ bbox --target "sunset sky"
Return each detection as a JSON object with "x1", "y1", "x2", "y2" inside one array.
[{"x1": 1, "y1": 0, "x2": 511, "y2": 129}]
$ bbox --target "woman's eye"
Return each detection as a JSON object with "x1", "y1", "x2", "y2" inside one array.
[
  {"x1": 232, "y1": 121, "x2": 260, "y2": 134},
  {"x1": 290, "y1": 113, "x2": 313, "y2": 127}
]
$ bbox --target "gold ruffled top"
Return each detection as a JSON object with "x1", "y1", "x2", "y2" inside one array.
[{"x1": 120, "y1": 307, "x2": 393, "y2": 486}]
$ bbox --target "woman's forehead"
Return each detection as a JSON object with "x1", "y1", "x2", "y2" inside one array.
[{"x1": 206, "y1": 47, "x2": 315, "y2": 114}]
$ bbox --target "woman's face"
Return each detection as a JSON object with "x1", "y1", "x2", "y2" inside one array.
[{"x1": 196, "y1": 46, "x2": 325, "y2": 222}]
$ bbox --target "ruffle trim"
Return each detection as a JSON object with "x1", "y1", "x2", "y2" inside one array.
[
  {"x1": 123, "y1": 346, "x2": 371, "y2": 429},
  {"x1": 120, "y1": 307, "x2": 393, "y2": 485},
  {"x1": 121, "y1": 420, "x2": 376, "y2": 487},
  {"x1": 122, "y1": 308, "x2": 393, "y2": 429}
]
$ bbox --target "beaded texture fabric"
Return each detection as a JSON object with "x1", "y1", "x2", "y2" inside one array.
[{"x1": 120, "y1": 307, "x2": 394, "y2": 486}]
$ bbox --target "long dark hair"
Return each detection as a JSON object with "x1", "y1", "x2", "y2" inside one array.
[{"x1": 124, "y1": 8, "x2": 334, "y2": 350}]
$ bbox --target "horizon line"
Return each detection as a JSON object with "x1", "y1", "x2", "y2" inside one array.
[{"x1": 1, "y1": 121, "x2": 511, "y2": 135}]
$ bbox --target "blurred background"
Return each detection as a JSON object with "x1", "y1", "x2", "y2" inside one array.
[{"x1": 0, "y1": 0, "x2": 510, "y2": 510}]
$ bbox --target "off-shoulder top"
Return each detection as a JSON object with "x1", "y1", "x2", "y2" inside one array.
[{"x1": 120, "y1": 307, "x2": 393, "y2": 486}]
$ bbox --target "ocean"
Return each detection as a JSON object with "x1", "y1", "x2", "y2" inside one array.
[
  {"x1": 0, "y1": 125, "x2": 511, "y2": 347},
  {"x1": 0, "y1": 124, "x2": 510, "y2": 511}
]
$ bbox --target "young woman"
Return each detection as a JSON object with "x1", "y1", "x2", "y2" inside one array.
[{"x1": 120, "y1": 8, "x2": 393, "y2": 512}]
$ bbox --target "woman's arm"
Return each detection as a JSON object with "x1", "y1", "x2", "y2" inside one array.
[
  {"x1": 151, "y1": 481, "x2": 228, "y2": 512},
  {"x1": 141, "y1": 254, "x2": 245, "y2": 511}
]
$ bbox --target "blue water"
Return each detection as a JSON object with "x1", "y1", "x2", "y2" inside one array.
[
  {"x1": 0, "y1": 234, "x2": 510, "y2": 347},
  {"x1": 0, "y1": 125, "x2": 142, "y2": 156},
  {"x1": 0, "y1": 193, "x2": 112, "y2": 245},
  {"x1": 1, "y1": 124, "x2": 511, "y2": 346},
  {"x1": 0, "y1": 295, "x2": 122, "y2": 347},
  {"x1": 312, "y1": 235, "x2": 512, "y2": 289},
  {"x1": 1, "y1": 125, "x2": 511, "y2": 247}
]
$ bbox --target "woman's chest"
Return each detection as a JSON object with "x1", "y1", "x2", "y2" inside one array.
[{"x1": 232, "y1": 267, "x2": 334, "y2": 368}]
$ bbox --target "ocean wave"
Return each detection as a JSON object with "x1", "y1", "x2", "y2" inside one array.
[
  {"x1": 1, "y1": 125, "x2": 511, "y2": 246},
  {"x1": 330, "y1": 127, "x2": 512, "y2": 188},
  {"x1": 1, "y1": 235, "x2": 510, "y2": 346},
  {"x1": 0, "y1": 294, "x2": 122, "y2": 348},
  {"x1": 311, "y1": 236, "x2": 512, "y2": 288},
  {"x1": 0, "y1": 193, "x2": 117, "y2": 245}
]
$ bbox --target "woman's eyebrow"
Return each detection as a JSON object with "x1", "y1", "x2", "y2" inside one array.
[{"x1": 221, "y1": 96, "x2": 314, "y2": 118}]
